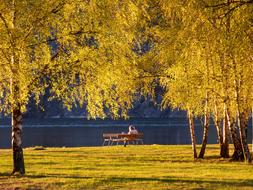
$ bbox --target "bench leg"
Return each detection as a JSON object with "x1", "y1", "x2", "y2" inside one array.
[
  {"x1": 103, "y1": 140, "x2": 110, "y2": 146},
  {"x1": 136, "y1": 139, "x2": 144, "y2": 145},
  {"x1": 124, "y1": 140, "x2": 127, "y2": 147}
]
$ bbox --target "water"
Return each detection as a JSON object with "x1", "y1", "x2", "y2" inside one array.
[
  {"x1": 0, "y1": 117, "x2": 189, "y2": 128},
  {"x1": 0, "y1": 117, "x2": 252, "y2": 147}
]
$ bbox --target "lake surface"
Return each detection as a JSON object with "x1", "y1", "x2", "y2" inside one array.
[
  {"x1": 0, "y1": 117, "x2": 251, "y2": 148},
  {"x1": 0, "y1": 117, "x2": 189, "y2": 127}
]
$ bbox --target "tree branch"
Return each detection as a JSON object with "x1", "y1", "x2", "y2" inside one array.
[
  {"x1": 0, "y1": 49, "x2": 11, "y2": 63},
  {"x1": 205, "y1": 0, "x2": 253, "y2": 9},
  {"x1": 27, "y1": 29, "x2": 97, "y2": 48},
  {"x1": 23, "y1": 1, "x2": 67, "y2": 42},
  {"x1": 0, "y1": 13, "x2": 13, "y2": 45}
]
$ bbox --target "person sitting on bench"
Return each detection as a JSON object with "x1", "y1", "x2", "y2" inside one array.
[
  {"x1": 124, "y1": 125, "x2": 138, "y2": 147},
  {"x1": 128, "y1": 125, "x2": 138, "y2": 134}
]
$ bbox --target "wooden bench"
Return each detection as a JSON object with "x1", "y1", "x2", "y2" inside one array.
[
  {"x1": 102, "y1": 133, "x2": 144, "y2": 146},
  {"x1": 102, "y1": 133, "x2": 119, "y2": 146}
]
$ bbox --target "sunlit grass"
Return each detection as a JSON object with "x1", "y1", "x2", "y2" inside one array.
[{"x1": 0, "y1": 145, "x2": 253, "y2": 189}]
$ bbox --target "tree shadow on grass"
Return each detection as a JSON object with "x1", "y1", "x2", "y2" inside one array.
[
  {"x1": 0, "y1": 172, "x2": 93, "y2": 180},
  {"x1": 25, "y1": 173, "x2": 93, "y2": 179},
  {"x1": 0, "y1": 172, "x2": 13, "y2": 177},
  {"x1": 199, "y1": 155, "x2": 221, "y2": 160},
  {"x1": 4, "y1": 173, "x2": 253, "y2": 190},
  {"x1": 97, "y1": 176, "x2": 253, "y2": 188},
  {"x1": 24, "y1": 173, "x2": 253, "y2": 188}
]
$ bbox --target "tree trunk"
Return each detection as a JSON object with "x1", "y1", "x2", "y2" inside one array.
[
  {"x1": 238, "y1": 111, "x2": 252, "y2": 163},
  {"x1": 227, "y1": 110, "x2": 244, "y2": 161},
  {"x1": 188, "y1": 111, "x2": 197, "y2": 159},
  {"x1": 11, "y1": 106, "x2": 25, "y2": 175},
  {"x1": 229, "y1": 120, "x2": 244, "y2": 161},
  {"x1": 214, "y1": 104, "x2": 223, "y2": 157},
  {"x1": 221, "y1": 106, "x2": 229, "y2": 158},
  {"x1": 8, "y1": 0, "x2": 25, "y2": 175},
  {"x1": 198, "y1": 96, "x2": 209, "y2": 158},
  {"x1": 198, "y1": 114, "x2": 209, "y2": 158}
]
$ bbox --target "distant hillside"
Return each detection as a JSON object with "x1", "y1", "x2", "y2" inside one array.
[{"x1": 23, "y1": 96, "x2": 185, "y2": 119}]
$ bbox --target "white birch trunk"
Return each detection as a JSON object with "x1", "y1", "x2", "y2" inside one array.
[
  {"x1": 10, "y1": 0, "x2": 25, "y2": 175},
  {"x1": 188, "y1": 110, "x2": 197, "y2": 159}
]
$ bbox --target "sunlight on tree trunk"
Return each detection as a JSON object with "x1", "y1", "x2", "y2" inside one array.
[
  {"x1": 188, "y1": 110, "x2": 197, "y2": 159},
  {"x1": 9, "y1": 0, "x2": 24, "y2": 174},
  {"x1": 221, "y1": 105, "x2": 230, "y2": 158},
  {"x1": 238, "y1": 111, "x2": 252, "y2": 163},
  {"x1": 228, "y1": 115, "x2": 244, "y2": 161},
  {"x1": 214, "y1": 104, "x2": 223, "y2": 157},
  {"x1": 11, "y1": 106, "x2": 25, "y2": 175},
  {"x1": 198, "y1": 93, "x2": 209, "y2": 159}
]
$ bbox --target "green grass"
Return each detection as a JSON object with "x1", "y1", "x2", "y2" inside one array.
[{"x1": 0, "y1": 145, "x2": 253, "y2": 190}]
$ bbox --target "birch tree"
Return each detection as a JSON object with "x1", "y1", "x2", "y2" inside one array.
[
  {"x1": 157, "y1": 0, "x2": 252, "y2": 161},
  {"x1": 203, "y1": 0, "x2": 253, "y2": 162},
  {"x1": 0, "y1": 0, "x2": 140, "y2": 174}
]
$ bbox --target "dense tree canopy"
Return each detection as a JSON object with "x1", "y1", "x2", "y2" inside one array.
[
  {"x1": 0, "y1": 0, "x2": 142, "y2": 174},
  {"x1": 155, "y1": 0, "x2": 253, "y2": 161},
  {"x1": 0, "y1": 0, "x2": 142, "y2": 118}
]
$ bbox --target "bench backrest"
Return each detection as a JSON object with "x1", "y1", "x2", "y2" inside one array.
[
  {"x1": 118, "y1": 133, "x2": 143, "y2": 139},
  {"x1": 103, "y1": 133, "x2": 119, "y2": 138},
  {"x1": 103, "y1": 133, "x2": 143, "y2": 139}
]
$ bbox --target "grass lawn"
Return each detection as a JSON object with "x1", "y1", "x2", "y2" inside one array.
[{"x1": 0, "y1": 145, "x2": 253, "y2": 190}]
